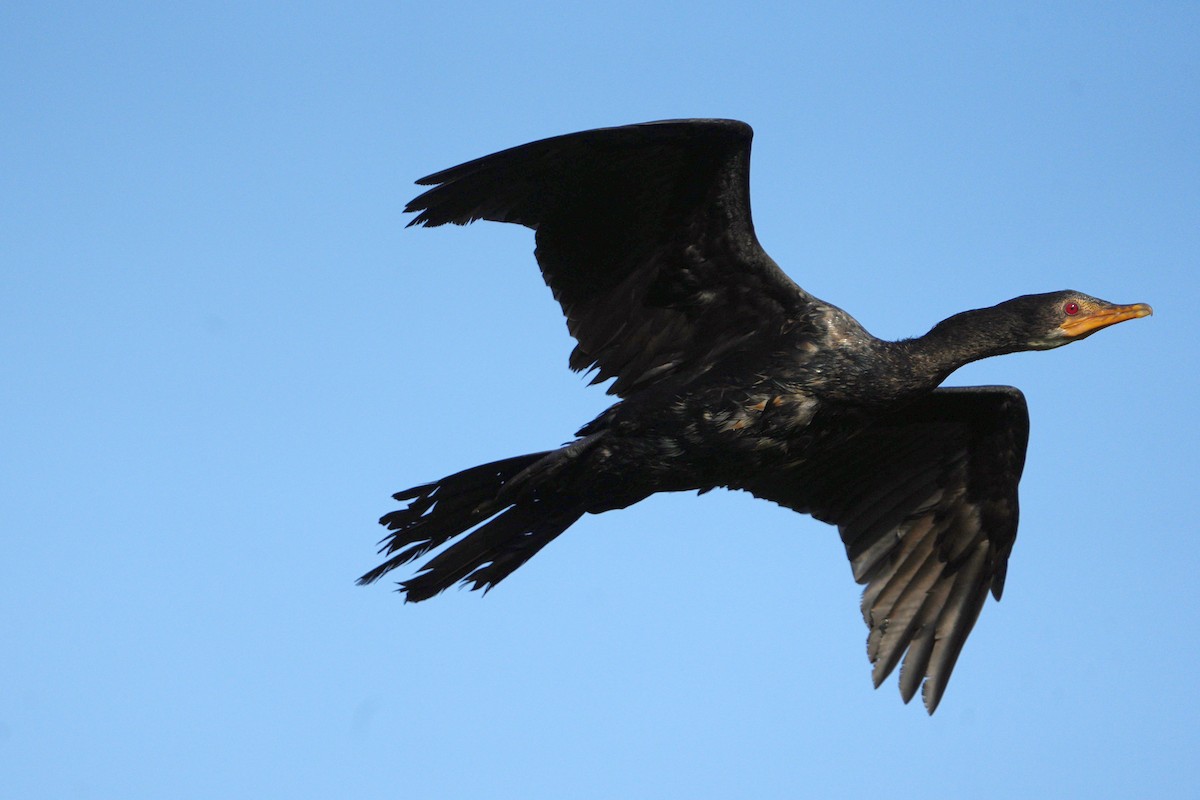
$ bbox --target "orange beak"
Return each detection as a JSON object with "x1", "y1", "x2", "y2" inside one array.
[{"x1": 1059, "y1": 302, "x2": 1153, "y2": 338}]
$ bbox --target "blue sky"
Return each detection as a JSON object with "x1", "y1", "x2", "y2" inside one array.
[{"x1": 2, "y1": 2, "x2": 1197, "y2": 797}]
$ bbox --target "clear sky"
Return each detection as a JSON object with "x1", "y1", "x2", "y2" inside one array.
[{"x1": 3, "y1": 2, "x2": 1197, "y2": 798}]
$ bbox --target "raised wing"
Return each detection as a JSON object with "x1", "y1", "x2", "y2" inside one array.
[
  {"x1": 741, "y1": 387, "x2": 1030, "y2": 713},
  {"x1": 404, "y1": 119, "x2": 813, "y2": 396}
]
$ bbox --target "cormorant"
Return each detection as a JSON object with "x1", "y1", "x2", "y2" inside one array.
[{"x1": 360, "y1": 120, "x2": 1151, "y2": 713}]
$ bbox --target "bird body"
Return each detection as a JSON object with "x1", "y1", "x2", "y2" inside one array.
[{"x1": 362, "y1": 119, "x2": 1151, "y2": 712}]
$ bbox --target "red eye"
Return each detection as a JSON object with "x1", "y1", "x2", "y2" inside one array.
[{"x1": 1064, "y1": 301, "x2": 1080, "y2": 316}]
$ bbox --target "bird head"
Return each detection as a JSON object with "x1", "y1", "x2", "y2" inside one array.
[{"x1": 999, "y1": 291, "x2": 1153, "y2": 350}]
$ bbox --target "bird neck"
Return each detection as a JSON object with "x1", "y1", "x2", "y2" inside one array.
[
  {"x1": 898, "y1": 305, "x2": 1027, "y2": 382},
  {"x1": 796, "y1": 303, "x2": 1029, "y2": 407}
]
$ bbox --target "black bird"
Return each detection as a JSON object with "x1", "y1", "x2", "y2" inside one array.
[{"x1": 361, "y1": 119, "x2": 1151, "y2": 712}]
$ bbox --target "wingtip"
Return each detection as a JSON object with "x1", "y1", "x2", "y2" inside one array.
[
  {"x1": 402, "y1": 200, "x2": 440, "y2": 228},
  {"x1": 922, "y1": 684, "x2": 942, "y2": 715}
]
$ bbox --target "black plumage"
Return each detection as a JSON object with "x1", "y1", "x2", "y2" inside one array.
[{"x1": 361, "y1": 119, "x2": 1151, "y2": 713}]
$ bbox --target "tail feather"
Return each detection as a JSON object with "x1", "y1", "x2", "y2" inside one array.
[
  {"x1": 358, "y1": 451, "x2": 583, "y2": 599},
  {"x1": 401, "y1": 502, "x2": 582, "y2": 601}
]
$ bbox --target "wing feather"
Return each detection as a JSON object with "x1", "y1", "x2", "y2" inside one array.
[
  {"x1": 405, "y1": 120, "x2": 813, "y2": 396},
  {"x1": 742, "y1": 386, "x2": 1029, "y2": 712}
]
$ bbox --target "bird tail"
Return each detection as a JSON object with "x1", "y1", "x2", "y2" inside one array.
[{"x1": 357, "y1": 451, "x2": 586, "y2": 601}]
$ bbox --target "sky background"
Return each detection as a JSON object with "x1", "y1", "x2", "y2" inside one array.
[{"x1": 3, "y1": 2, "x2": 1198, "y2": 798}]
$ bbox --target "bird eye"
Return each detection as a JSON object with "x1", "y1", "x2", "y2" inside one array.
[{"x1": 1064, "y1": 301, "x2": 1080, "y2": 316}]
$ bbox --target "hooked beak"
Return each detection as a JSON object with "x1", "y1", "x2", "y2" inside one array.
[{"x1": 1059, "y1": 302, "x2": 1153, "y2": 338}]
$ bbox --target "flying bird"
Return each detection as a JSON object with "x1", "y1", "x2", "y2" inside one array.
[{"x1": 360, "y1": 119, "x2": 1151, "y2": 712}]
